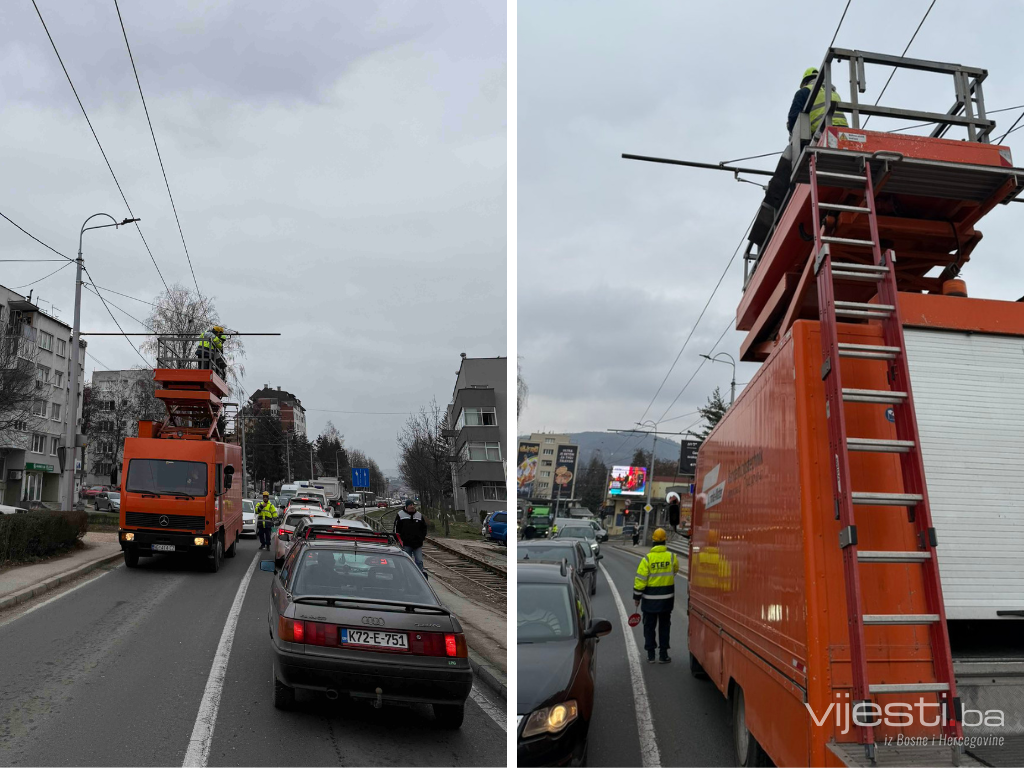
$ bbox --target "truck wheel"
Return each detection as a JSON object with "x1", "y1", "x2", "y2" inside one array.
[
  {"x1": 207, "y1": 535, "x2": 223, "y2": 573},
  {"x1": 732, "y1": 687, "x2": 769, "y2": 767},
  {"x1": 432, "y1": 702, "x2": 465, "y2": 729},
  {"x1": 224, "y1": 533, "x2": 237, "y2": 558},
  {"x1": 124, "y1": 548, "x2": 139, "y2": 568},
  {"x1": 689, "y1": 652, "x2": 709, "y2": 680}
]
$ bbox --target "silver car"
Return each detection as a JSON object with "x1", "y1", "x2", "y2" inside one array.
[
  {"x1": 95, "y1": 491, "x2": 120, "y2": 512},
  {"x1": 242, "y1": 499, "x2": 258, "y2": 537},
  {"x1": 259, "y1": 526, "x2": 472, "y2": 725},
  {"x1": 273, "y1": 508, "x2": 332, "y2": 566}
]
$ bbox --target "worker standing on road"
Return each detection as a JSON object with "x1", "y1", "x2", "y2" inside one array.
[
  {"x1": 633, "y1": 528, "x2": 679, "y2": 664},
  {"x1": 255, "y1": 491, "x2": 277, "y2": 550},
  {"x1": 394, "y1": 499, "x2": 428, "y2": 576}
]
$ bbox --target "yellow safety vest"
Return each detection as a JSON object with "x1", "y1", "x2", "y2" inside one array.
[
  {"x1": 198, "y1": 331, "x2": 224, "y2": 352},
  {"x1": 256, "y1": 502, "x2": 277, "y2": 527},
  {"x1": 804, "y1": 84, "x2": 849, "y2": 133},
  {"x1": 633, "y1": 545, "x2": 679, "y2": 606}
]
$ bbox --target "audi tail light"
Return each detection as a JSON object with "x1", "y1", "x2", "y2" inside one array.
[{"x1": 408, "y1": 631, "x2": 467, "y2": 658}]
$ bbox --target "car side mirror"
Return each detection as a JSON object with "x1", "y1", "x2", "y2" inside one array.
[
  {"x1": 224, "y1": 466, "x2": 234, "y2": 489},
  {"x1": 596, "y1": 553, "x2": 604, "y2": 560},
  {"x1": 584, "y1": 619, "x2": 613, "y2": 639},
  {"x1": 259, "y1": 560, "x2": 275, "y2": 573},
  {"x1": 582, "y1": 562, "x2": 597, "y2": 572}
]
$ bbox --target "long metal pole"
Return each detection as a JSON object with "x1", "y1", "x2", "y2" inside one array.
[
  {"x1": 643, "y1": 431, "x2": 656, "y2": 544},
  {"x1": 285, "y1": 440, "x2": 291, "y2": 482},
  {"x1": 63, "y1": 251, "x2": 84, "y2": 510},
  {"x1": 240, "y1": 413, "x2": 248, "y2": 497}
]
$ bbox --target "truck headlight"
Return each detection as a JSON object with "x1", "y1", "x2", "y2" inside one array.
[
  {"x1": 521, "y1": 700, "x2": 578, "y2": 738},
  {"x1": 194, "y1": 537, "x2": 207, "y2": 546},
  {"x1": 122, "y1": 532, "x2": 134, "y2": 542}
]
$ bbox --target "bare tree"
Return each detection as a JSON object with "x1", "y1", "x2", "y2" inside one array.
[
  {"x1": 397, "y1": 399, "x2": 453, "y2": 521},
  {"x1": 86, "y1": 371, "x2": 162, "y2": 485},
  {"x1": 517, "y1": 356, "x2": 529, "y2": 417},
  {"x1": 0, "y1": 310, "x2": 38, "y2": 447},
  {"x1": 139, "y1": 283, "x2": 246, "y2": 392}
]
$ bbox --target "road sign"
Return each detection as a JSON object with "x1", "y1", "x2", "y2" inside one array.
[
  {"x1": 351, "y1": 467, "x2": 370, "y2": 489},
  {"x1": 643, "y1": 503, "x2": 652, "y2": 513},
  {"x1": 678, "y1": 438, "x2": 700, "y2": 476}
]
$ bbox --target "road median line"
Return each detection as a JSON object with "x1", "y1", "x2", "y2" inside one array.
[{"x1": 0, "y1": 550, "x2": 123, "y2": 612}]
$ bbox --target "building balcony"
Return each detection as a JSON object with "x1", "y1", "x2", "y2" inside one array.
[{"x1": 455, "y1": 460, "x2": 505, "y2": 486}]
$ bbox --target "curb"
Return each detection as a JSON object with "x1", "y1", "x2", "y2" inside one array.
[
  {"x1": 469, "y1": 648, "x2": 507, "y2": 700},
  {"x1": 0, "y1": 550, "x2": 123, "y2": 612}
]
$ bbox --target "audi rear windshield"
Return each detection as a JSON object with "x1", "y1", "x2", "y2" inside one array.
[
  {"x1": 126, "y1": 459, "x2": 207, "y2": 497},
  {"x1": 290, "y1": 550, "x2": 436, "y2": 604}
]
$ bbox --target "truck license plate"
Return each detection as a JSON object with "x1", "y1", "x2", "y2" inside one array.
[
  {"x1": 341, "y1": 628, "x2": 408, "y2": 649},
  {"x1": 152, "y1": 543, "x2": 176, "y2": 552}
]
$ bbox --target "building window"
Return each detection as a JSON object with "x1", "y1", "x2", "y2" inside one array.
[
  {"x1": 56, "y1": 338, "x2": 67, "y2": 356},
  {"x1": 31, "y1": 434, "x2": 46, "y2": 453},
  {"x1": 51, "y1": 402, "x2": 61, "y2": 421},
  {"x1": 36, "y1": 364, "x2": 49, "y2": 384},
  {"x1": 24, "y1": 473, "x2": 43, "y2": 502},
  {"x1": 544, "y1": 438, "x2": 555, "y2": 444},
  {"x1": 542, "y1": 449, "x2": 554, "y2": 455},
  {"x1": 482, "y1": 481, "x2": 506, "y2": 500},
  {"x1": 541, "y1": 460, "x2": 552, "y2": 466},
  {"x1": 464, "y1": 441, "x2": 501, "y2": 462},
  {"x1": 50, "y1": 437, "x2": 59, "y2": 456},
  {"x1": 53, "y1": 371, "x2": 63, "y2": 388},
  {"x1": 12, "y1": 420, "x2": 27, "y2": 432},
  {"x1": 540, "y1": 471, "x2": 551, "y2": 478},
  {"x1": 38, "y1": 331, "x2": 53, "y2": 351},
  {"x1": 456, "y1": 406, "x2": 497, "y2": 428},
  {"x1": 32, "y1": 399, "x2": 47, "y2": 417}
]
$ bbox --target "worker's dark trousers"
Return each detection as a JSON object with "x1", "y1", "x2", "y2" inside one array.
[
  {"x1": 642, "y1": 610, "x2": 671, "y2": 657},
  {"x1": 258, "y1": 526, "x2": 271, "y2": 548}
]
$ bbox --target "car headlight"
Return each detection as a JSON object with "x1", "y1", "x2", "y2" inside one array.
[{"x1": 521, "y1": 700, "x2": 578, "y2": 738}]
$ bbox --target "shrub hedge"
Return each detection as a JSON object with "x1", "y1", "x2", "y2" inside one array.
[{"x1": 0, "y1": 510, "x2": 88, "y2": 566}]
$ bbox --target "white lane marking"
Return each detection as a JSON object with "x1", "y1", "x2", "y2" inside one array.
[
  {"x1": 182, "y1": 551, "x2": 260, "y2": 767},
  {"x1": 0, "y1": 562, "x2": 123, "y2": 629},
  {"x1": 599, "y1": 561, "x2": 662, "y2": 768},
  {"x1": 470, "y1": 684, "x2": 507, "y2": 732}
]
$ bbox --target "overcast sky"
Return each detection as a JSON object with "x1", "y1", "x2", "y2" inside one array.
[
  {"x1": 518, "y1": 0, "x2": 1024, "y2": 462},
  {"x1": 0, "y1": 0, "x2": 505, "y2": 472}
]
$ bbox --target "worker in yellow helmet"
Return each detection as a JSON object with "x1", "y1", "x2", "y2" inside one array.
[
  {"x1": 633, "y1": 527, "x2": 680, "y2": 664},
  {"x1": 788, "y1": 67, "x2": 849, "y2": 136},
  {"x1": 196, "y1": 325, "x2": 228, "y2": 379}
]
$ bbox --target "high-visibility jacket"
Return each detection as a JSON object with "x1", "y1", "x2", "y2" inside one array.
[
  {"x1": 805, "y1": 84, "x2": 849, "y2": 133},
  {"x1": 256, "y1": 502, "x2": 277, "y2": 528},
  {"x1": 633, "y1": 544, "x2": 679, "y2": 613},
  {"x1": 198, "y1": 329, "x2": 224, "y2": 353}
]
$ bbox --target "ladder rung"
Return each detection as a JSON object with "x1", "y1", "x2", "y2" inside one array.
[
  {"x1": 822, "y1": 235, "x2": 877, "y2": 248},
  {"x1": 818, "y1": 202, "x2": 871, "y2": 214},
  {"x1": 858, "y1": 550, "x2": 932, "y2": 563},
  {"x1": 832, "y1": 268, "x2": 885, "y2": 283},
  {"x1": 834, "y1": 301, "x2": 894, "y2": 319},
  {"x1": 816, "y1": 170, "x2": 867, "y2": 183},
  {"x1": 852, "y1": 491, "x2": 923, "y2": 506},
  {"x1": 847, "y1": 437, "x2": 915, "y2": 453},
  {"x1": 842, "y1": 388, "x2": 907, "y2": 404},
  {"x1": 869, "y1": 682, "x2": 950, "y2": 694},
  {"x1": 838, "y1": 343, "x2": 901, "y2": 360},
  {"x1": 863, "y1": 614, "x2": 941, "y2": 625}
]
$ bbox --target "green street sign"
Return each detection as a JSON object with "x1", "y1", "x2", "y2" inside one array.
[{"x1": 25, "y1": 462, "x2": 55, "y2": 472}]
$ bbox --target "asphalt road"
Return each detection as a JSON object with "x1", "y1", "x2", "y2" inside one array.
[
  {"x1": 0, "y1": 535, "x2": 506, "y2": 767},
  {"x1": 583, "y1": 544, "x2": 737, "y2": 767}
]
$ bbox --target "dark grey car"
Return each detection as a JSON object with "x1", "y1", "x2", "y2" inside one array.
[
  {"x1": 518, "y1": 539, "x2": 599, "y2": 596},
  {"x1": 260, "y1": 526, "x2": 472, "y2": 727}
]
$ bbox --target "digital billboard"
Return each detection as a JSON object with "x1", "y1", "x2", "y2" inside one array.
[
  {"x1": 608, "y1": 465, "x2": 647, "y2": 496},
  {"x1": 517, "y1": 442, "x2": 540, "y2": 498}
]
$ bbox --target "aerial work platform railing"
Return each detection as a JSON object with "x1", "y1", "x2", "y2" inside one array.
[{"x1": 803, "y1": 47, "x2": 995, "y2": 142}]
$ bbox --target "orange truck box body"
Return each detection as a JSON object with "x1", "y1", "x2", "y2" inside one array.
[{"x1": 689, "y1": 293, "x2": 1024, "y2": 766}]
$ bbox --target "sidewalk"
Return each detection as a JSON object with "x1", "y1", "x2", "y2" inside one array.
[
  {"x1": 0, "y1": 531, "x2": 122, "y2": 610},
  {"x1": 430, "y1": 575, "x2": 507, "y2": 698}
]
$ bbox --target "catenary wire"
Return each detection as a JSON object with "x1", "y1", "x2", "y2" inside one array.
[
  {"x1": 31, "y1": 0, "x2": 170, "y2": 292},
  {"x1": 828, "y1": 0, "x2": 852, "y2": 49},
  {"x1": 0, "y1": 210, "x2": 73, "y2": 261},
  {"x1": 15, "y1": 260, "x2": 73, "y2": 289},
  {"x1": 113, "y1": 0, "x2": 201, "y2": 297},
  {"x1": 82, "y1": 265, "x2": 151, "y2": 367},
  {"x1": 656, "y1": 317, "x2": 733, "y2": 424},
  {"x1": 862, "y1": 0, "x2": 937, "y2": 128}
]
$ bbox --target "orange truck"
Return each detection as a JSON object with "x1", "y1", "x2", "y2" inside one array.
[
  {"x1": 118, "y1": 352, "x2": 242, "y2": 572},
  {"x1": 688, "y1": 50, "x2": 1024, "y2": 767}
]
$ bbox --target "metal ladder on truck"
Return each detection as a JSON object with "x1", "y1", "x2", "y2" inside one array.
[{"x1": 809, "y1": 153, "x2": 963, "y2": 764}]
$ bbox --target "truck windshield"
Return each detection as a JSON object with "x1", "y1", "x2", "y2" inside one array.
[{"x1": 126, "y1": 459, "x2": 207, "y2": 497}]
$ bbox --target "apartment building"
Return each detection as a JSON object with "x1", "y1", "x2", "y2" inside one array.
[
  {"x1": 0, "y1": 286, "x2": 86, "y2": 508},
  {"x1": 517, "y1": 432, "x2": 578, "y2": 502},
  {"x1": 248, "y1": 385, "x2": 307, "y2": 437},
  {"x1": 82, "y1": 368, "x2": 161, "y2": 489},
  {"x1": 446, "y1": 354, "x2": 507, "y2": 521}
]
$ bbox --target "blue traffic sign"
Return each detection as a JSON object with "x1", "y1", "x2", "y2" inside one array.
[{"x1": 351, "y1": 467, "x2": 370, "y2": 489}]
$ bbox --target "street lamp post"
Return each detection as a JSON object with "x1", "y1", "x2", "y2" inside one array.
[
  {"x1": 63, "y1": 214, "x2": 138, "y2": 510},
  {"x1": 636, "y1": 419, "x2": 658, "y2": 545},
  {"x1": 700, "y1": 352, "x2": 737, "y2": 406}
]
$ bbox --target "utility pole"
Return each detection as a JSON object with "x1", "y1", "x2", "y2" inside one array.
[
  {"x1": 700, "y1": 352, "x2": 737, "y2": 406},
  {"x1": 63, "y1": 214, "x2": 137, "y2": 510},
  {"x1": 310, "y1": 446, "x2": 315, "y2": 480},
  {"x1": 285, "y1": 438, "x2": 291, "y2": 482},
  {"x1": 239, "y1": 412, "x2": 248, "y2": 497}
]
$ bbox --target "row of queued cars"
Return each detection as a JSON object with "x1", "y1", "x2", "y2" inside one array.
[
  {"x1": 239, "y1": 492, "x2": 474, "y2": 727},
  {"x1": 517, "y1": 518, "x2": 614, "y2": 766}
]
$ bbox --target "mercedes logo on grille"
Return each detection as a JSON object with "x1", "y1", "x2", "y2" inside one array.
[
  {"x1": 159, "y1": 515, "x2": 169, "y2": 527},
  {"x1": 361, "y1": 616, "x2": 385, "y2": 627}
]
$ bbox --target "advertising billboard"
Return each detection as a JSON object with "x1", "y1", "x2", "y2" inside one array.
[
  {"x1": 678, "y1": 438, "x2": 701, "y2": 476},
  {"x1": 608, "y1": 465, "x2": 647, "y2": 496},
  {"x1": 517, "y1": 442, "x2": 540, "y2": 498},
  {"x1": 552, "y1": 444, "x2": 579, "y2": 501}
]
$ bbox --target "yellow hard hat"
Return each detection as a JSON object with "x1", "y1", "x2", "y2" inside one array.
[
  {"x1": 652, "y1": 528, "x2": 667, "y2": 543},
  {"x1": 802, "y1": 67, "x2": 819, "y2": 83},
  {"x1": 212, "y1": 325, "x2": 225, "y2": 334},
  {"x1": 262, "y1": 491, "x2": 269, "y2": 497}
]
